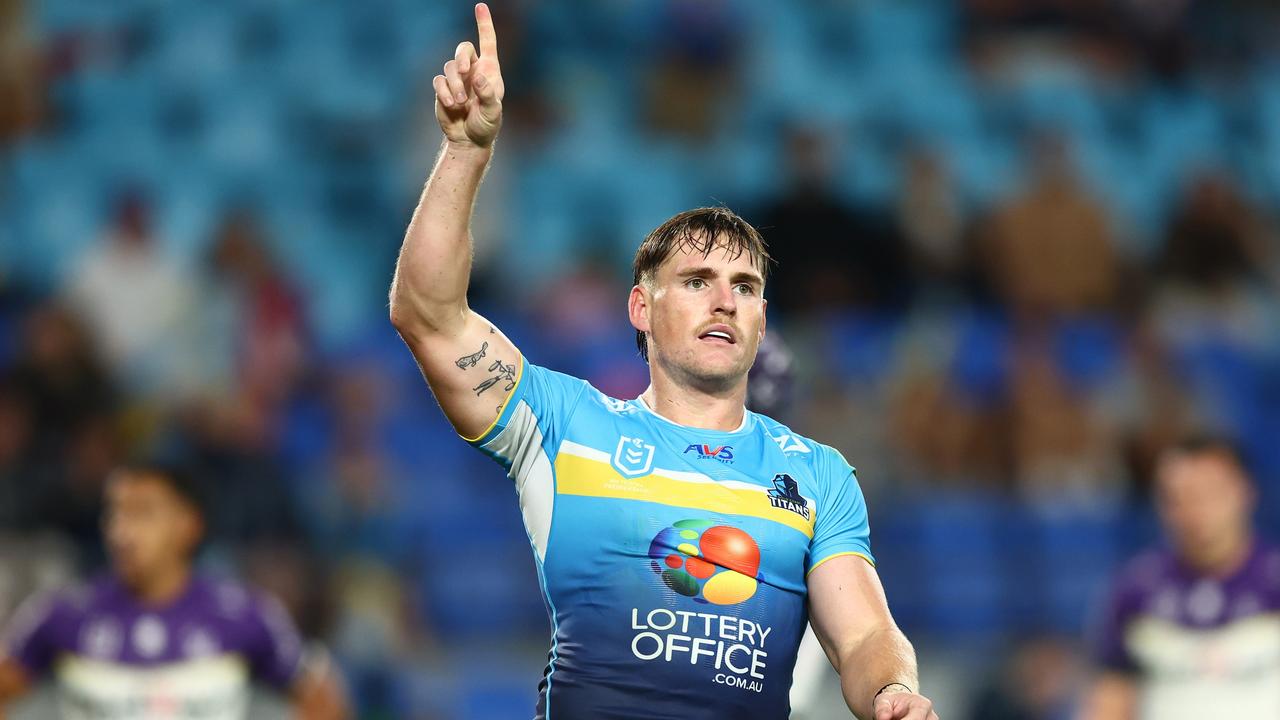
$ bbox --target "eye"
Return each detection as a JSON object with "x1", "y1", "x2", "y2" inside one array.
[
  {"x1": 734, "y1": 283, "x2": 755, "y2": 295},
  {"x1": 686, "y1": 278, "x2": 707, "y2": 290}
]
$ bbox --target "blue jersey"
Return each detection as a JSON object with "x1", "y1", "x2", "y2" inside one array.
[{"x1": 468, "y1": 359, "x2": 874, "y2": 720}]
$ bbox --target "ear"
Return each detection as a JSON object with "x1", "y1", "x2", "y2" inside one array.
[
  {"x1": 179, "y1": 508, "x2": 205, "y2": 556},
  {"x1": 1242, "y1": 474, "x2": 1258, "y2": 509},
  {"x1": 759, "y1": 298, "x2": 767, "y2": 343},
  {"x1": 628, "y1": 284, "x2": 651, "y2": 334}
]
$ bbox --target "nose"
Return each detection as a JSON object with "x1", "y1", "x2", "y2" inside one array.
[{"x1": 711, "y1": 280, "x2": 738, "y2": 316}]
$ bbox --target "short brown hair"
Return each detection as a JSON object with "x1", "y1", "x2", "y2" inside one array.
[
  {"x1": 631, "y1": 207, "x2": 772, "y2": 362},
  {"x1": 1162, "y1": 435, "x2": 1248, "y2": 473}
]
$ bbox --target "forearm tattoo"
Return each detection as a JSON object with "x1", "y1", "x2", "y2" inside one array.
[{"x1": 456, "y1": 342, "x2": 488, "y2": 369}]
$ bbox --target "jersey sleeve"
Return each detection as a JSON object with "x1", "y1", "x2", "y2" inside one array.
[
  {"x1": 1088, "y1": 575, "x2": 1139, "y2": 674},
  {"x1": 806, "y1": 448, "x2": 874, "y2": 576},
  {"x1": 244, "y1": 592, "x2": 305, "y2": 690},
  {"x1": 466, "y1": 356, "x2": 591, "y2": 471},
  {"x1": 2, "y1": 590, "x2": 72, "y2": 677}
]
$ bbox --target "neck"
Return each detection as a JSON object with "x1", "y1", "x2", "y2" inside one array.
[
  {"x1": 1184, "y1": 532, "x2": 1252, "y2": 578},
  {"x1": 641, "y1": 363, "x2": 747, "y2": 431},
  {"x1": 128, "y1": 563, "x2": 191, "y2": 606}
]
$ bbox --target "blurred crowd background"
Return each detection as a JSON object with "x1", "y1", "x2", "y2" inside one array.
[{"x1": 3, "y1": 0, "x2": 1280, "y2": 718}]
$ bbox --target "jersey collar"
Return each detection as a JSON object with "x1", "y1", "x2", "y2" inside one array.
[{"x1": 634, "y1": 394, "x2": 752, "y2": 435}]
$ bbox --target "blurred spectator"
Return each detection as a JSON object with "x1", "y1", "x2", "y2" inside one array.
[
  {"x1": 8, "y1": 303, "x2": 116, "y2": 461},
  {"x1": 963, "y1": 0, "x2": 1113, "y2": 35},
  {"x1": 1157, "y1": 171, "x2": 1269, "y2": 296},
  {"x1": 1117, "y1": 0, "x2": 1195, "y2": 81},
  {"x1": 0, "y1": 378, "x2": 38, "y2": 530},
  {"x1": 171, "y1": 402, "x2": 301, "y2": 545},
  {"x1": 1148, "y1": 171, "x2": 1277, "y2": 350},
  {"x1": 327, "y1": 559, "x2": 417, "y2": 719},
  {"x1": 967, "y1": 635, "x2": 1081, "y2": 720},
  {"x1": 897, "y1": 148, "x2": 972, "y2": 304},
  {"x1": 204, "y1": 209, "x2": 311, "y2": 416},
  {"x1": 0, "y1": 0, "x2": 42, "y2": 142},
  {"x1": 753, "y1": 125, "x2": 911, "y2": 316},
  {"x1": 977, "y1": 134, "x2": 1119, "y2": 322},
  {"x1": 141, "y1": 209, "x2": 316, "y2": 548},
  {"x1": 41, "y1": 413, "x2": 122, "y2": 564},
  {"x1": 643, "y1": 0, "x2": 743, "y2": 139},
  {"x1": 533, "y1": 255, "x2": 647, "y2": 397},
  {"x1": 1116, "y1": 327, "x2": 1202, "y2": 500},
  {"x1": 63, "y1": 190, "x2": 199, "y2": 399},
  {"x1": 300, "y1": 365, "x2": 415, "y2": 566},
  {"x1": 886, "y1": 366, "x2": 1007, "y2": 489},
  {"x1": 1007, "y1": 337, "x2": 1126, "y2": 511}
]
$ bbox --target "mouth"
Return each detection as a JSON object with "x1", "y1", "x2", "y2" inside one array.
[{"x1": 698, "y1": 325, "x2": 737, "y2": 345}]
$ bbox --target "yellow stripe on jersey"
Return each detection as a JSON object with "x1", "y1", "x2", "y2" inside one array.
[
  {"x1": 806, "y1": 551, "x2": 876, "y2": 577},
  {"x1": 554, "y1": 451, "x2": 816, "y2": 538}
]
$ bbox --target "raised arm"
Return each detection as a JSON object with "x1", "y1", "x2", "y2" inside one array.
[{"x1": 389, "y1": 3, "x2": 522, "y2": 439}]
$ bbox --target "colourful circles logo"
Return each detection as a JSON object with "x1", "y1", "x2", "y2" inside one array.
[{"x1": 648, "y1": 519, "x2": 760, "y2": 605}]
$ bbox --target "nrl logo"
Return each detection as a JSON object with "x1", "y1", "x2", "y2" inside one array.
[
  {"x1": 767, "y1": 473, "x2": 810, "y2": 520},
  {"x1": 612, "y1": 436, "x2": 655, "y2": 477}
]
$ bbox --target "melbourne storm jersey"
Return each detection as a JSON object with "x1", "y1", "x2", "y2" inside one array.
[
  {"x1": 468, "y1": 359, "x2": 874, "y2": 720},
  {"x1": 1091, "y1": 542, "x2": 1280, "y2": 720},
  {"x1": 3, "y1": 575, "x2": 303, "y2": 720}
]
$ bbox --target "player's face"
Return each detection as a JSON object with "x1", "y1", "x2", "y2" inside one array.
[
  {"x1": 104, "y1": 474, "x2": 201, "y2": 587},
  {"x1": 631, "y1": 237, "x2": 766, "y2": 390},
  {"x1": 1155, "y1": 452, "x2": 1252, "y2": 564}
]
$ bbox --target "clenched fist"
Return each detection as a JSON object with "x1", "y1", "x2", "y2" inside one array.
[{"x1": 875, "y1": 689, "x2": 939, "y2": 720}]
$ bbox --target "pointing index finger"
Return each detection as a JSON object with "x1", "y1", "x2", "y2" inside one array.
[{"x1": 475, "y1": 3, "x2": 499, "y2": 60}]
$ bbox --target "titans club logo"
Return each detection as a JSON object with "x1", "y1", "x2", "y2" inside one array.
[{"x1": 766, "y1": 474, "x2": 810, "y2": 520}]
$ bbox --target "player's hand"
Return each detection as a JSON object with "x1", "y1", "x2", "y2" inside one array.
[
  {"x1": 874, "y1": 690, "x2": 939, "y2": 720},
  {"x1": 433, "y1": 3, "x2": 504, "y2": 148}
]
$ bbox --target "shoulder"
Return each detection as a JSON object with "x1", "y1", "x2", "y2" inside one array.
[
  {"x1": 3, "y1": 577, "x2": 98, "y2": 646},
  {"x1": 1110, "y1": 547, "x2": 1176, "y2": 601},
  {"x1": 575, "y1": 385, "x2": 641, "y2": 417},
  {"x1": 751, "y1": 413, "x2": 849, "y2": 475},
  {"x1": 191, "y1": 576, "x2": 290, "y2": 627},
  {"x1": 1255, "y1": 542, "x2": 1280, "y2": 594},
  {"x1": 521, "y1": 360, "x2": 593, "y2": 397},
  {"x1": 35, "y1": 576, "x2": 106, "y2": 619}
]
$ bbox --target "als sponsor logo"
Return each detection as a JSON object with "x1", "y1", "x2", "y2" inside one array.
[
  {"x1": 684, "y1": 444, "x2": 734, "y2": 464},
  {"x1": 766, "y1": 474, "x2": 810, "y2": 520},
  {"x1": 633, "y1": 519, "x2": 771, "y2": 692},
  {"x1": 612, "y1": 436, "x2": 655, "y2": 476}
]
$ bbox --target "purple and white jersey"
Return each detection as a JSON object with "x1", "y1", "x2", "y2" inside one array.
[
  {"x1": 1091, "y1": 542, "x2": 1280, "y2": 720},
  {"x1": 2, "y1": 574, "x2": 303, "y2": 720}
]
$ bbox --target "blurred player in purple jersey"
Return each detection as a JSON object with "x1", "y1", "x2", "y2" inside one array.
[
  {"x1": 0, "y1": 464, "x2": 348, "y2": 720},
  {"x1": 1079, "y1": 437, "x2": 1280, "y2": 720}
]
